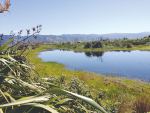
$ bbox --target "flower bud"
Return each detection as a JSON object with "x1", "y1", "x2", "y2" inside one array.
[{"x1": 32, "y1": 27, "x2": 35, "y2": 31}]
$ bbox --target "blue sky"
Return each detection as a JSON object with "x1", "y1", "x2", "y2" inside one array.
[{"x1": 1, "y1": 0, "x2": 150, "y2": 35}]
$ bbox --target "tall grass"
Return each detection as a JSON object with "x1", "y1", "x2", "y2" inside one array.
[
  {"x1": 134, "y1": 94, "x2": 150, "y2": 113},
  {"x1": 0, "y1": 27, "x2": 108, "y2": 113}
]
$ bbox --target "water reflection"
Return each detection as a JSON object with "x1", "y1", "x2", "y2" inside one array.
[
  {"x1": 84, "y1": 52, "x2": 104, "y2": 62},
  {"x1": 123, "y1": 50, "x2": 131, "y2": 52},
  {"x1": 85, "y1": 52, "x2": 104, "y2": 57}
]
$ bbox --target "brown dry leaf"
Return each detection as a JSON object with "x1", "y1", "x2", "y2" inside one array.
[
  {"x1": 0, "y1": 0, "x2": 11, "y2": 14},
  {"x1": 4, "y1": 0, "x2": 10, "y2": 10},
  {"x1": 0, "y1": 2, "x2": 4, "y2": 13}
]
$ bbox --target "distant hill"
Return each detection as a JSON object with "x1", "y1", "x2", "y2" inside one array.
[{"x1": 2, "y1": 32, "x2": 150, "y2": 43}]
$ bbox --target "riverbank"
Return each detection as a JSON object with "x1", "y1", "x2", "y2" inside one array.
[{"x1": 27, "y1": 44, "x2": 150, "y2": 112}]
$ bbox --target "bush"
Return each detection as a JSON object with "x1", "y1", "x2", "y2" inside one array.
[
  {"x1": 123, "y1": 42, "x2": 133, "y2": 48},
  {"x1": 92, "y1": 41, "x2": 103, "y2": 48},
  {"x1": 84, "y1": 42, "x2": 91, "y2": 48},
  {"x1": 84, "y1": 41, "x2": 103, "y2": 49},
  {"x1": 126, "y1": 43, "x2": 133, "y2": 48}
]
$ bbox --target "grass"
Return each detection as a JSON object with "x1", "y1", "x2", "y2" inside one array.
[{"x1": 27, "y1": 44, "x2": 150, "y2": 112}]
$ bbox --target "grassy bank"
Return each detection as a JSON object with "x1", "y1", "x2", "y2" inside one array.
[
  {"x1": 49, "y1": 36, "x2": 150, "y2": 52},
  {"x1": 52, "y1": 44, "x2": 150, "y2": 52},
  {"x1": 27, "y1": 44, "x2": 150, "y2": 112}
]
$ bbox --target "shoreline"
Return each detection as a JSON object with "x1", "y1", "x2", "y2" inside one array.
[
  {"x1": 38, "y1": 47, "x2": 150, "y2": 82},
  {"x1": 27, "y1": 44, "x2": 150, "y2": 83}
]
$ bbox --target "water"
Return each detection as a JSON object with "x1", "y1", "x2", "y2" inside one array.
[{"x1": 38, "y1": 49, "x2": 150, "y2": 81}]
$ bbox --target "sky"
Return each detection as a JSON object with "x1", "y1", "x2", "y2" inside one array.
[{"x1": 1, "y1": 0, "x2": 150, "y2": 36}]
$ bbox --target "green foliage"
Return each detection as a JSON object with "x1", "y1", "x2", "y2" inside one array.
[
  {"x1": 44, "y1": 76, "x2": 122, "y2": 112},
  {"x1": 84, "y1": 42, "x2": 91, "y2": 48},
  {"x1": 0, "y1": 36, "x2": 107, "y2": 113},
  {"x1": 0, "y1": 37, "x2": 15, "y2": 52}
]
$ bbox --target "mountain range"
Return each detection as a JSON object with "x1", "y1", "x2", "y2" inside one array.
[{"x1": 2, "y1": 32, "x2": 150, "y2": 44}]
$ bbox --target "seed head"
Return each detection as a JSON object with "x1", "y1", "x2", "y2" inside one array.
[
  {"x1": 33, "y1": 35, "x2": 37, "y2": 39},
  {"x1": 26, "y1": 29, "x2": 30, "y2": 34},
  {"x1": 32, "y1": 27, "x2": 35, "y2": 31}
]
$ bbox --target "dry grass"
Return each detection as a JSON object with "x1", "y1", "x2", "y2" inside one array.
[
  {"x1": 78, "y1": 74, "x2": 97, "y2": 82},
  {"x1": 117, "y1": 99, "x2": 136, "y2": 113},
  {"x1": 117, "y1": 100, "x2": 129, "y2": 113},
  {"x1": 134, "y1": 94, "x2": 150, "y2": 113},
  {"x1": 104, "y1": 77, "x2": 126, "y2": 87}
]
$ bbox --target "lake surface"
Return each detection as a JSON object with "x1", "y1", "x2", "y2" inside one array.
[{"x1": 38, "y1": 49, "x2": 150, "y2": 81}]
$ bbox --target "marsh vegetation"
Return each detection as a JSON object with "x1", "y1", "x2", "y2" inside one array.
[{"x1": 51, "y1": 36, "x2": 150, "y2": 52}]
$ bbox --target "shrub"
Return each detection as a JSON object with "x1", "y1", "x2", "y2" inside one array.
[
  {"x1": 84, "y1": 42, "x2": 91, "y2": 48},
  {"x1": 84, "y1": 41, "x2": 103, "y2": 49},
  {"x1": 92, "y1": 41, "x2": 103, "y2": 48},
  {"x1": 123, "y1": 42, "x2": 133, "y2": 48},
  {"x1": 127, "y1": 43, "x2": 133, "y2": 48}
]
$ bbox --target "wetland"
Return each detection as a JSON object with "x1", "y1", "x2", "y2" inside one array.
[{"x1": 38, "y1": 49, "x2": 150, "y2": 81}]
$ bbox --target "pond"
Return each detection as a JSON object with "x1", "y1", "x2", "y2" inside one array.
[{"x1": 38, "y1": 49, "x2": 150, "y2": 81}]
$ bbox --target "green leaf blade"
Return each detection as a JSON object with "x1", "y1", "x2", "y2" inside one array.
[{"x1": 0, "y1": 37, "x2": 15, "y2": 52}]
